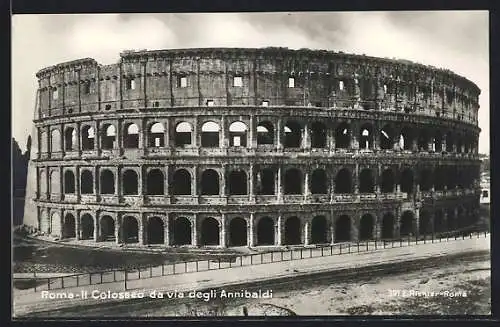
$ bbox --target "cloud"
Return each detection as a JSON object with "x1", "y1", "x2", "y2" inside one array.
[{"x1": 12, "y1": 12, "x2": 489, "y2": 153}]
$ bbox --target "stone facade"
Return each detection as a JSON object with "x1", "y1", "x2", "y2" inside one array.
[{"x1": 23, "y1": 47, "x2": 482, "y2": 248}]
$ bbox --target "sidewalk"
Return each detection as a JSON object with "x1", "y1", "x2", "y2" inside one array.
[{"x1": 13, "y1": 235, "x2": 489, "y2": 317}]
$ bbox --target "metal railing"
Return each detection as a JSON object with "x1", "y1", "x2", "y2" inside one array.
[{"x1": 13, "y1": 229, "x2": 489, "y2": 293}]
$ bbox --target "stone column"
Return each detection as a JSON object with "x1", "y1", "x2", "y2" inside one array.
[
  {"x1": 374, "y1": 213, "x2": 381, "y2": 240},
  {"x1": 94, "y1": 121, "x2": 100, "y2": 151},
  {"x1": 330, "y1": 218, "x2": 335, "y2": 244},
  {"x1": 394, "y1": 208, "x2": 401, "y2": 239},
  {"x1": 277, "y1": 166, "x2": 283, "y2": 202},
  {"x1": 248, "y1": 213, "x2": 255, "y2": 247},
  {"x1": 164, "y1": 119, "x2": 170, "y2": 148},
  {"x1": 375, "y1": 164, "x2": 381, "y2": 194},
  {"x1": 414, "y1": 209, "x2": 420, "y2": 237},
  {"x1": 249, "y1": 115, "x2": 256, "y2": 149},
  {"x1": 276, "y1": 118, "x2": 283, "y2": 150},
  {"x1": 138, "y1": 166, "x2": 143, "y2": 196},
  {"x1": 220, "y1": 214, "x2": 227, "y2": 248},
  {"x1": 140, "y1": 118, "x2": 147, "y2": 154},
  {"x1": 351, "y1": 214, "x2": 359, "y2": 241},
  {"x1": 192, "y1": 166, "x2": 198, "y2": 196},
  {"x1": 304, "y1": 171, "x2": 310, "y2": 199},
  {"x1": 373, "y1": 123, "x2": 380, "y2": 151},
  {"x1": 75, "y1": 166, "x2": 81, "y2": 202},
  {"x1": 116, "y1": 165, "x2": 122, "y2": 198},
  {"x1": 354, "y1": 163, "x2": 359, "y2": 194},
  {"x1": 192, "y1": 214, "x2": 198, "y2": 247},
  {"x1": 220, "y1": 115, "x2": 227, "y2": 148},
  {"x1": 303, "y1": 124, "x2": 310, "y2": 150},
  {"x1": 138, "y1": 215, "x2": 145, "y2": 245},
  {"x1": 94, "y1": 166, "x2": 99, "y2": 195},
  {"x1": 115, "y1": 216, "x2": 120, "y2": 244},
  {"x1": 249, "y1": 164, "x2": 255, "y2": 200},
  {"x1": 164, "y1": 213, "x2": 170, "y2": 246},
  {"x1": 351, "y1": 124, "x2": 359, "y2": 150},
  {"x1": 93, "y1": 214, "x2": 99, "y2": 242},
  {"x1": 442, "y1": 133, "x2": 447, "y2": 152},
  {"x1": 75, "y1": 212, "x2": 80, "y2": 241},
  {"x1": 327, "y1": 125, "x2": 335, "y2": 152},
  {"x1": 193, "y1": 116, "x2": 199, "y2": 147},
  {"x1": 220, "y1": 165, "x2": 226, "y2": 196},
  {"x1": 276, "y1": 214, "x2": 283, "y2": 246},
  {"x1": 304, "y1": 220, "x2": 310, "y2": 245}
]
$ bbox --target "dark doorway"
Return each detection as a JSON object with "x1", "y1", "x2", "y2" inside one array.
[
  {"x1": 81, "y1": 214, "x2": 94, "y2": 239},
  {"x1": 311, "y1": 169, "x2": 327, "y2": 194},
  {"x1": 311, "y1": 216, "x2": 327, "y2": 244},
  {"x1": 400, "y1": 211, "x2": 414, "y2": 236},
  {"x1": 147, "y1": 169, "x2": 164, "y2": 195},
  {"x1": 201, "y1": 217, "x2": 220, "y2": 246},
  {"x1": 382, "y1": 213, "x2": 394, "y2": 239},
  {"x1": 122, "y1": 216, "x2": 139, "y2": 243},
  {"x1": 201, "y1": 169, "x2": 220, "y2": 195},
  {"x1": 335, "y1": 215, "x2": 351, "y2": 242},
  {"x1": 335, "y1": 168, "x2": 352, "y2": 193},
  {"x1": 172, "y1": 169, "x2": 191, "y2": 195},
  {"x1": 257, "y1": 217, "x2": 274, "y2": 245},
  {"x1": 63, "y1": 214, "x2": 76, "y2": 238},
  {"x1": 172, "y1": 217, "x2": 191, "y2": 245},
  {"x1": 359, "y1": 214, "x2": 374, "y2": 240},
  {"x1": 100, "y1": 215, "x2": 115, "y2": 241},
  {"x1": 284, "y1": 168, "x2": 302, "y2": 194},
  {"x1": 148, "y1": 217, "x2": 164, "y2": 244},
  {"x1": 284, "y1": 216, "x2": 301, "y2": 245},
  {"x1": 229, "y1": 218, "x2": 247, "y2": 246},
  {"x1": 381, "y1": 169, "x2": 395, "y2": 193},
  {"x1": 359, "y1": 169, "x2": 374, "y2": 193}
]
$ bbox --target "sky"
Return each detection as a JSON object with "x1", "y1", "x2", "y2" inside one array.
[{"x1": 11, "y1": 11, "x2": 490, "y2": 154}]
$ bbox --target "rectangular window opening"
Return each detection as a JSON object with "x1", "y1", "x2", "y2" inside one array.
[
  {"x1": 288, "y1": 77, "x2": 295, "y2": 88},
  {"x1": 339, "y1": 81, "x2": 344, "y2": 91},
  {"x1": 179, "y1": 76, "x2": 188, "y2": 88},
  {"x1": 233, "y1": 76, "x2": 243, "y2": 87},
  {"x1": 206, "y1": 100, "x2": 214, "y2": 107},
  {"x1": 233, "y1": 136, "x2": 241, "y2": 147},
  {"x1": 261, "y1": 100, "x2": 269, "y2": 107}
]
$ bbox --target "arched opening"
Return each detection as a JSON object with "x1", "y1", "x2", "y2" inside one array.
[
  {"x1": 64, "y1": 170, "x2": 75, "y2": 194},
  {"x1": 284, "y1": 168, "x2": 302, "y2": 194},
  {"x1": 100, "y1": 215, "x2": 115, "y2": 241},
  {"x1": 122, "y1": 170, "x2": 138, "y2": 195},
  {"x1": 81, "y1": 126, "x2": 95, "y2": 150},
  {"x1": 359, "y1": 124, "x2": 373, "y2": 150},
  {"x1": 201, "y1": 169, "x2": 220, "y2": 195},
  {"x1": 100, "y1": 170, "x2": 115, "y2": 194},
  {"x1": 434, "y1": 210, "x2": 445, "y2": 233},
  {"x1": 175, "y1": 122, "x2": 192, "y2": 147},
  {"x1": 172, "y1": 169, "x2": 192, "y2": 195},
  {"x1": 400, "y1": 169, "x2": 414, "y2": 193},
  {"x1": 172, "y1": 217, "x2": 191, "y2": 245},
  {"x1": 335, "y1": 168, "x2": 352, "y2": 193},
  {"x1": 257, "y1": 121, "x2": 274, "y2": 145},
  {"x1": 359, "y1": 168, "x2": 374, "y2": 193},
  {"x1": 147, "y1": 217, "x2": 164, "y2": 244},
  {"x1": 80, "y1": 170, "x2": 93, "y2": 194},
  {"x1": 446, "y1": 167, "x2": 457, "y2": 190},
  {"x1": 433, "y1": 132, "x2": 443, "y2": 152},
  {"x1": 311, "y1": 169, "x2": 327, "y2": 194},
  {"x1": 258, "y1": 168, "x2": 275, "y2": 195},
  {"x1": 419, "y1": 169, "x2": 433, "y2": 192},
  {"x1": 400, "y1": 127, "x2": 414, "y2": 151},
  {"x1": 201, "y1": 121, "x2": 220, "y2": 147},
  {"x1": 382, "y1": 213, "x2": 394, "y2": 239},
  {"x1": 335, "y1": 215, "x2": 351, "y2": 242},
  {"x1": 380, "y1": 125, "x2": 394, "y2": 150},
  {"x1": 257, "y1": 217, "x2": 275, "y2": 245},
  {"x1": 101, "y1": 124, "x2": 116, "y2": 150},
  {"x1": 63, "y1": 213, "x2": 76, "y2": 238},
  {"x1": 434, "y1": 167, "x2": 445, "y2": 191},
  {"x1": 201, "y1": 217, "x2": 220, "y2": 246},
  {"x1": 228, "y1": 170, "x2": 247, "y2": 195},
  {"x1": 149, "y1": 122, "x2": 165, "y2": 147},
  {"x1": 359, "y1": 214, "x2": 374, "y2": 240},
  {"x1": 64, "y1": 127, "x2": 76, "y2": 151},
  {"x1": 310, "y1": 122, "x2": 327, "y2": 148},
  {"x1": 50, "y1": 129, "x2": 61, "y2": 153},
  {"x1": 446, "y1": 208, "x2": 456, "y2": 231},
  {"x1": 229, "y1": 218, "x2": 247, "y2": 246},
  {"x1": 311, "y1": 216, "x2": 327, "y2": 244},
  {"x1": 123, "y1": 123, "x2": 139, "y2": 148},
  {"x1": 335, "y1": 122, "x2": 350, "y2": 149},
  {"x1": 381, "y1": 169, "x2": 395, "y2": 193},
  {"x1": 80, "y1": 214, "x2": 94, "y2": 240},
  {"x1": 147, "y1": 169, "x2": 164, "y2": 195},
  {"x1": 229, "y1": 121, "x2": 248, "y2": 147},
  {"x1": 284, "y1": 216, "x2": 301, "y2": 245},
  {"x1": 284, "y1": 121, "x2": 302, "y2": 148},
  {"x1": 419, "y1": 210, "x2": 430, "y2": 236},
  {"x1": 122, "y1": 216, "x2": 139, "y2": 243},
  {"x1": 400, "y1": 211, "x2": 414, "y2": 236},
  {"x1": 417, "y1": 130, "x2": 429, "y2": 151},
  {"x1": 446, "y1": 132, "x2": 454, "y2": 152},
  {"x1": 49, "y1": 170, "x2": 60, "y2": 195}
]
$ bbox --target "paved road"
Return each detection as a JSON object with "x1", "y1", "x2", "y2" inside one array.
[{"x1": 13, "y1": 235, "x2": 490, "y2": 317}]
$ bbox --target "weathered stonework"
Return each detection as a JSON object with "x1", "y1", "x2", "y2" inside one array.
[{"x1": 23, "y1": 47, "x2": 482, "y2": 248}]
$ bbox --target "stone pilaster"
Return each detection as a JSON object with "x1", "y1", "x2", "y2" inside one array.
[
  {"x1": 220, "y1": 214, "x2": 227, "y2": 248},
  {"x1": 75, "y1": 212, "x2": 80, "y2": 241},
  {"x1": 304, "y1": 220, "x2": 310, "y2": 245},
  {"x1": 276, "y1": 214, "x2": 283, "y2": 246},
  {"x1": 192, "y1": 214, "x2": 198, "y2": 247},
  {"x1": 276, "y1": 118, "x2": 283, "y2": 150},
  {"x1": 248, "y1": 213, "x2": 255, "y2": 247},
  {"x1": 164, "y1": 214, "x2": 170, "y2": 246},
  {"x1": 115, "y1": 216, "x2": 120, "y2": 244}
]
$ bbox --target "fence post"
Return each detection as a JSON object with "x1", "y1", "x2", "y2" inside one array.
[
  {"x1": 477, "y1": 232, "x2": 480, "y2": 239},
  {"x1": 408, "y1": 235, "x2": 410, "y2": 246},
  {"x1": 113, "y1": 270, "x2": 116, "y2": 282},
  {"x1": 77, "y1": 275, "x2": 79, "y2": 287},
  {"x1": 330, "y1": 245, "x2": 333, "y2": 255},
  {"x1": 485, "y1": 230, "x2": 487, "y2": 238},
  {"x1": 100, "y1": 272, "x2": 103, "y2": 284},
  {"x1": 89, "y1": 273, "x2": 92, "y2": 285},
  {"x1": 375, "y1": 239, "x2": 377, "y2": 249},
  {"x1": 138, "y1": 268, "x2": 141, "y2": 279},
  {"x1": 271, "y1": 253, "x2": 274, "y2": 262},
  {"x1": 424, "y1": 234, "x2": 426, "y2": 244},
  {"x1": 340, "y1": 243, "x2": 342, "y2": 254},
  {"x1": 366, "y1": 241, "x2": 369, "y2": 251},
  {"x1": 34, "y1": 279, "x2": 37, "y2": 292},
  {"x1": 357, "y1": 241, "x2": 359, "y2": 253},
  {"x1": 150, "y1": 265, "x2": 153, "y2": 277},
  {"x1": 260, "y1": 253, "x2": 263, "y2": 264},
  {"x1": 281, "y1": 251, "x2": 284, "y2": 261},
  {"x1": 348, "y1": 243, "x2": 351, "y2": 253},
  {"x1": 173, "y1": 263, "x2": 176, "y2": 274},
  {"x1": 383, "y1": 240, "x2": 386, "y2": 248},
  {"x1": 47, "y1": 278, "x2": 50, "y2": 290},
  {"x1": 218, "y1": 258, "x2": 221, "y2": 269},
  {"x1": 240, "y1": 256, "x2": 243, "y2": 267},
  {"x1": 208, "y1": 260, "x2": 210, "y2": 270},
  {"x1": 124, "y1": 269, "x2": 127, "y2": 290},
  {"x1": 185, "y1": 262, "x2": 187, "y2": 273},
  {"x1": 300, "y1": 248, "x2": 303, "y2": 259},
  {"x1": 250, "y1": 255, "x2": 253, "y2": 265},
  {"x1": 470, "y1": 233, "x2": 472, "y2": 239},
  {"x1": 321, "y1": 247, "x2": 324, "y2": 257},
  {"x1": 432, "y1": 233, "x2": 434, "y2": 243},
  {"x1": 162, "y1": 263, "x2": 165, "y2": 276},
  {"x1": 291, "y1": 250, "x2": 293, "y2": 260}
]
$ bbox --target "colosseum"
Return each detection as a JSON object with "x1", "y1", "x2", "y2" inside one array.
[{"x1": 23, "y1": 47, "x2": 482, "y2": 248}]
